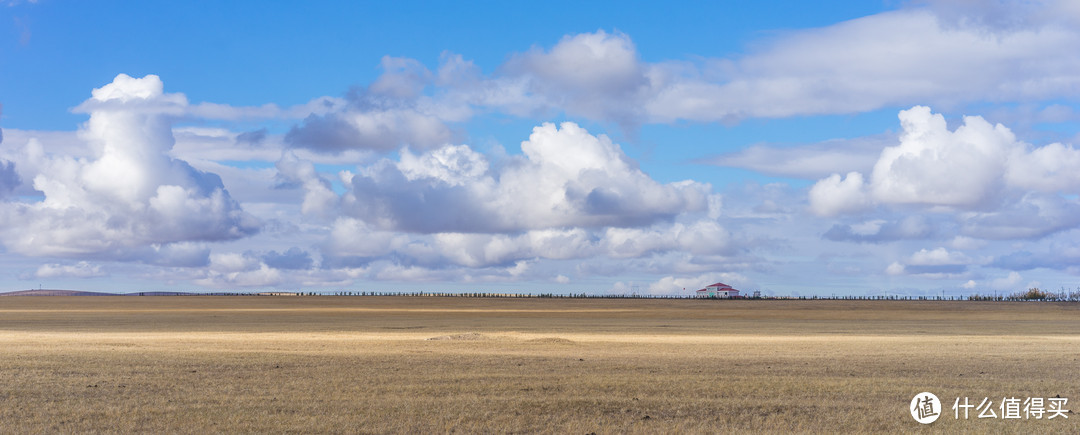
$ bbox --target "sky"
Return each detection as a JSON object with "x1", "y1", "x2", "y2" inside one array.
[{"x1": 2, "y1": 0, "x2": 1080, "y2": 297}]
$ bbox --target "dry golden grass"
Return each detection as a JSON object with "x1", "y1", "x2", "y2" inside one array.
[{"x1": 0, "y1": 296, "x2": 1077, "y2": 433}]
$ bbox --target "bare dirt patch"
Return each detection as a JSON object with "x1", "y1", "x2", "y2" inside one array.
[
  {"x1": 525, "y1": 337, "x2": 576, "y2": 344},
  {"x1": 426, "y1": 332, "x2": 490, "y2": 341}
]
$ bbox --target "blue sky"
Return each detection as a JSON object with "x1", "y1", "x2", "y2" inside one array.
[{"x1": 2, "y1": 0, "x2": 1080, "y2": 296}]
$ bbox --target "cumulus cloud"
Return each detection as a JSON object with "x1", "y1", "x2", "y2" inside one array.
[
  {"x1": 885, "y1": 247, "x2": 974, "y2": 277},
  {"x1": 885, "y1": 247, "x2": 980, "y2": 278},
  {"x1": 810, "y1": 106, "x2": 1080, "y2": 241},
  {"x1": 397, "y1": 144, "x2": 489, "y2": 187},
  {"x1": 274, "y1": 151, "x2": 338, "y2": 216},
  {"x1": 870, "y1": 106, "x2": 1014, "y2": 208},
  {"x1": 910, "y1": 247, "x2": 972, "y2": 267},
  {"x1": 0, "y1": 74, "x2": 259, "y2": 259},
  {"x1": 340, "y1": 122, "x2": 712, "y2": 233},
  {"x1": 808, "y1": 172, "x2": 872, "y2": 216},
  {"x1": 603, "y1": 220, "x2": 735, "y2": 258},
  {"x1": 11, "y1": 12, "x2": 1080, "y2": 294},
  {"x1": 195, "y1": 252, "x2": 281, "y2": 287},
  {"x1": 1005, "y1": 142, "x2": 1080, "y2": 191},
  {"x1": 320, "y1": 215, "x2": 737, "y2": 272},
  {"x1": 503, "y1": 30, "x2": 648, "y2": 126},
  {"x1": 284, "y1": 57, "x2": 455, "y2": 153},
  {"x1": 810, "y1": 106, "x2": 1015, "y2": 215}
]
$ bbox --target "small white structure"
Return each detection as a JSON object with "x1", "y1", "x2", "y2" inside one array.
[{"x1": 696, "y1": 282, "x2": 740, "y2": 298}]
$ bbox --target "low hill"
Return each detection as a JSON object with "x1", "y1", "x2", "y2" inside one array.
[{"x1": 0, "y1": 289, "x2": 117, "y2": 296}]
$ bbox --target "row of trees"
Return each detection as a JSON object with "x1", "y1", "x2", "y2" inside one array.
[
  {"x1": 968, "y1": 287, "x2": 1080, "y2": 302},
  {"x1": 264, "y1": 291, "x2": 1080, "y2": 301},
  {"x1": 163, "y1": 288, "x2": 1080, "y2": 301}
]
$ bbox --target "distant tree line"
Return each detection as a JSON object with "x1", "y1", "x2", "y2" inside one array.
[
  {"x1": 132, "y1": 288, "x2": 1080, "y2": 301},
  {"x1": 968, "y1": 287, "x2": 1080, "y2": 302}
]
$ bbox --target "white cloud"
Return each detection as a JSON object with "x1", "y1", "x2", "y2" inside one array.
[
  {"x1": 369, "y1": 56, "x2": 432, "y2": 99},
  {"x1": 321, "y1": 215, "x2": 736, "y2": 272},
  {"x1": 1005, "y1": 142, "x2": 1080, "y2": 192},
  {"x1": 503, "y1": 30, "x2": 648, "y2": 125},
  {"x1": 885, "y1": 247, "x2": 974, "y2": 278},
  {"x1": 647, "y1": 6, "x2": 1080, "y2": 122},
  {"x1": 510, "y1": 31, "x2": 643, "y2": 97},
  {"x1": 885, "y1": 262, "x2": 906, "y2": 276},
  {"x1": 908, "y1": 247, "x2": 972, "y2": 266},
  {"x1": 35, "y1": 261, "x2": 105, "y2": 279},
  {"x1": 8, "y1": 13, "x2": 1080, "y2": 295},
  {"x1": 271, "y1": 13, "x2": 1080, "y2": 154},
  {"x1": 603, "y1": 220, "x2": 734, "y2": 258},
  {"x1": 959, "y1": 192, "x2": 1080, "y2": 240},
  {"x1": 284, "y1": 57, "x2": 455, "y2": 153},
  {"x1": 398, "y1": 144, "x2": 488, "y2": 187},
  {"x1": 285, "y1": 108, "x2": 454, "y2": 153},
  {"x1": 950, "y1": 236, "x2": 987, "y2": 250},
  {"x1": 341, "y1": 122, "x2": 711, "y2": 233},
  {"x1": 274, "y1": 151, "x2": 338, "y2": 216},
  {"x1": 171, "y1": 127, "x2": 283, "y2": 164},
  {"x1": 195, "y1": 252, "x2": 282, "y2": 287},
  {"x1": 264, "y1": 5, "x2": 1080, "y2": 148},
  {"x1": 705, "y1": 135, "x2": 889, "y2": 180},
  {"x1": 808, "y1": 172, "x2": 871, "y2": 216},
  {"x1": 0, "y1": 74, "x2": 258, "y2": 260},
  {"x1": 989, "y1": 271, "x2": 1023, "y2": 290},
  {"x1": 870, "y1": 106, "x2": 1013, "y2": 208},
  {"x1": 811, "y1": 106, "x2": 1080, "y2": 239},
  {"x1": 323, "y1": 217, "x2": 410, "y2": 261}
]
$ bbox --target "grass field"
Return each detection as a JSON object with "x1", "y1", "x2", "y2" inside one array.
[{"x1": 0, "y1": 296, "x2": 1077, "y2": 433}]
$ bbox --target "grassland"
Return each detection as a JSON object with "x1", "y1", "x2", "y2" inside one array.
[{"x1": 0, "y1": 296, "x2": 1077, "y2": 433}]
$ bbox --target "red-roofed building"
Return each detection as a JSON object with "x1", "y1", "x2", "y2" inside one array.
[{"x1": 696, "y1": 282, "x2": 740, "y2": 298}]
